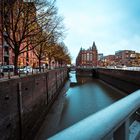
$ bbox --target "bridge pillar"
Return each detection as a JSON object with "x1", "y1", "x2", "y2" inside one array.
[{"x1": 113, "y1": 119, "x2": 129, "y2": 140}]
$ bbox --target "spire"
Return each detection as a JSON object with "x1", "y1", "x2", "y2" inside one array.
[{"x1": 92, "y1": 41, "x2": 97, "y2": 50}]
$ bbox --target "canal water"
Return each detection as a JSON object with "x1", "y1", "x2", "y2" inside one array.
[{"x1": 35, "y1": 71, "x2": 126, "y2": 140}]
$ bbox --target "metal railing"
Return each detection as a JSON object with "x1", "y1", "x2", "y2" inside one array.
[
  {"x1": 76, "y1": 66, "x2": 140, "y2": 71},
  {"x1": 0, "y1": 66, "x2": 68, "y2": 80},
  {"x1": 0, "y1": 68, "x2": 46, "y2": 80},
  {"x1": 98, "y1": 66, "x2": 140, "y2": 71},
  {"x1": 49, "y1": 90, "x2": 140, "y2": 140}
]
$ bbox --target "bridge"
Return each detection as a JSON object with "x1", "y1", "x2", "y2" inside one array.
[
  {"x1": 49, "y1": 90, "x2": 140, "y2": 140},
  {"x1": 0, "y1": 67, "x2": 140, "y2": 140}
]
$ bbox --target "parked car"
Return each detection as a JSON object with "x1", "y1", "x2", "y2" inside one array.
[
  {"x1": 0, "y1": 65, "x2": 14, "y2": 72},
  {"x1": 8, "y1": 65, "x2": 15, "y2": 72},
  {"x1": 18, "y1": 66, "x2": 33, "y2": 74}
]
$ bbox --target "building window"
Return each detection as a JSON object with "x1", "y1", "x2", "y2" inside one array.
[
  {"x1": 87, "y1": 53, "x2": 89, "y2": 61},
  {"x1": 84, "y1": 54, "x2": 86, "y2": 61},
  {"x1": 82, "y1": 54, "x2": 84, "y2": 61},
  {"x1": 90, "y1": 54, "x2": 92, "y2": 61}
]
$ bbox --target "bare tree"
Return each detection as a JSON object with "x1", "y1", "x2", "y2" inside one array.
[
  {"x1": 32, "y1": 32, "x2": 46, "y2": 71},
  {"x1": 32, "y1": 14, "x2": 65, "y2": 71},
  {"x1": 54, "y1": 42, "x2": 71, "y2": 66},
  {"x1": 45, "y1": 41, "x2": 71, "y2": 69},
  {"x1": 0, "y1": 0, "x2": 58, "y2": 74}
]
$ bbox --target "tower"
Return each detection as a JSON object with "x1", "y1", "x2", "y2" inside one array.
[{"x1": 92, "y1": 41, "x2": 98, "y2": 66}]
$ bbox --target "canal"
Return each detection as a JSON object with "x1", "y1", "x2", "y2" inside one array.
[{"x1": 35, "y1": 71, "x2": 126, "y2": 140}]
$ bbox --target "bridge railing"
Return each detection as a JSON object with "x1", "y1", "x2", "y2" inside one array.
[{"x1": 49, "y1": 90, "x2": 140, "y2": 140}]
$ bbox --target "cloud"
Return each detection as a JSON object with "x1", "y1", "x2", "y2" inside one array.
[
  {"x1": 113, "y1": 35, "x2": 140, "y2": 51},
  {"x1": 56, "y1": 0, "x2": 140, "y2": 63}
]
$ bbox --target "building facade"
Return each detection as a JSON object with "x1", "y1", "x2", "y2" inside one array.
[
  {"x1": 99, "y1": 55, "x2": 116, "y2": 67},
  {"x1": 115, "y1": 50, "x2": 140, "y2": 66},
  {"x1": 0, "y1": 0, "x2": 38, "y2": 67},
  {"x1": 0, "y1": 0, "x2": 18, "y2": 65},
  {"x1": 76, "y1": 41, "x2": 98, "y2": 67},
  {"x1": 98, "y1": 50, "x2": 140, "y2": 67}
]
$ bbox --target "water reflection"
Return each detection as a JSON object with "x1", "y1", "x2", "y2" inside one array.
[
  {"x1": 57, "y1": 71, "x2": 125, "y2": 132},
  {"x1": 70, "y1": 71, "x2": 93, "y2": 87}
]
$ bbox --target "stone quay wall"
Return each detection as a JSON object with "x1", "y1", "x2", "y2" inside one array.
[
  {"x1": 76, "y1": 67, "x2": 140, "y2": 94},
  {"x1": 97, "y1": 68, "x2": 140, "y2": 94},
  {"x1": 76, "y1": 68, "x2": 94, "y2": 77},
  {"x1": 0, "y1": 68, "x2": 68, "y2": 140}
]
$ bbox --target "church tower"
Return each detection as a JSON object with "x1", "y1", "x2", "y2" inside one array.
[{"x1": 92, "y1": 41, "x2": 98, "y2": 66}]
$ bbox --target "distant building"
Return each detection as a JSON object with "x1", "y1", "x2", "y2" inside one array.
[
  {"x1": 98, "y1": 50, "x2": 140, "y2": 67},
  {"x1": 105, "y1": 55, "x2": 116, "y2": 66},
  {"x1": 115, "y1": 50, "x2": 140, "y2": 66},
  {"x1": 98, "y1": 55, "x2": 115, "y2": 67},
  {"x1": 98, "y1": 53, "x2": 104, "y2": 61},
  {"x1": 76, "y1": 45, "x2": 140, "y2": 67},
  {"x1": 76, "y1": 41, "x2": 98, "y2": 67}
]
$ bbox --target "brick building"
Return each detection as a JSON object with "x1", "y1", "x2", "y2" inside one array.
[
  {"x1": 115, "y1": 50, "x2": 140, "y2": 66},
  {"x1": 0, "y1": 0, "x2": 38, "y2": 67},
  {"x1": 98, "y1": 50, "x2": 140, "y2": 67},
  {"x1": 76, "y1": 41, "x2": 98, "y2": 67},
  {"x1": 0, "y1": 0, "x2": 18, "y2": 65},
  {"x1": 99, "y1": 55, "x2": 116, "y2": 67}
]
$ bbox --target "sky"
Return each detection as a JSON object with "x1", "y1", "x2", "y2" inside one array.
[{"x1": 56, "y1": 0, "x2": 140, "y2": 63}]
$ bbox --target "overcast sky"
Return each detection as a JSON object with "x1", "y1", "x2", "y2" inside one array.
[{"x1": 56, "y1": 0, "x2": 140, "y2": 63}]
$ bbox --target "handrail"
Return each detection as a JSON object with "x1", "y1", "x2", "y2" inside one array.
[{"x1": 49, "y1": 90, "x2": 140, "y2": 140}]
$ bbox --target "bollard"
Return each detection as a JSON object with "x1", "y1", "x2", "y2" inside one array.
[
  {"x1": 26, "y1": 71, "x2": 28, "y2": 76},
  {"x1": 19, "y1": 71, "x2": 21, "y2": 77},
  {"x1": 32, "y1": 69, "x2": 33, "y2": 75},
  {"x1": 8, "y1": 70, "x2": 11, "y2": 79},
  {"x1": 0, "y1": 72, "x2": 4, "y2": 78}
]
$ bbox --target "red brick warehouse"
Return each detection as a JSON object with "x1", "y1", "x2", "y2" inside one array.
[
  {"x1": 76, "y1": 41, "x2": 98, "y2": 67},
  {"x1": 0, "y1": 0, "x2": 38, "y2": 67}
]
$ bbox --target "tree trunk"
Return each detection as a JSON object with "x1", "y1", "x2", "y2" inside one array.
[
  {"x1": 26, "y1": 47, "x2": 29, "y2": 66},
  {"x1": 48, "y1": 58, "x2": 51, "y2": 70},
  {"x1": 61, "y1": 61, "x2": 62, "y2": 67},
  {"x1": 39, "y1": 59, "x2": 41, "y2": 72},
  {"x1": 14, "y1": 54, "x2": 19, "y2": 75}
]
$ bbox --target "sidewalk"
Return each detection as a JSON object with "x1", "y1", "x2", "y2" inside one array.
[{"x1": 0, "y1": 70, "x2": 45, "y2": 81}]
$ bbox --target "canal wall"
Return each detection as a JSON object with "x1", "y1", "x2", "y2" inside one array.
[
  {"x1": 76, "y1": 68, "x2": 140, "y2": 93},
  {"x1": 76, "y1": 68, "x2": 95, "y2": 77},
  {"x1": 97, "y1": 68, "x2": 140, "y2": 94},
  {"x1": 0, "y1": 68, "x2": 68, "y2": 140}
]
